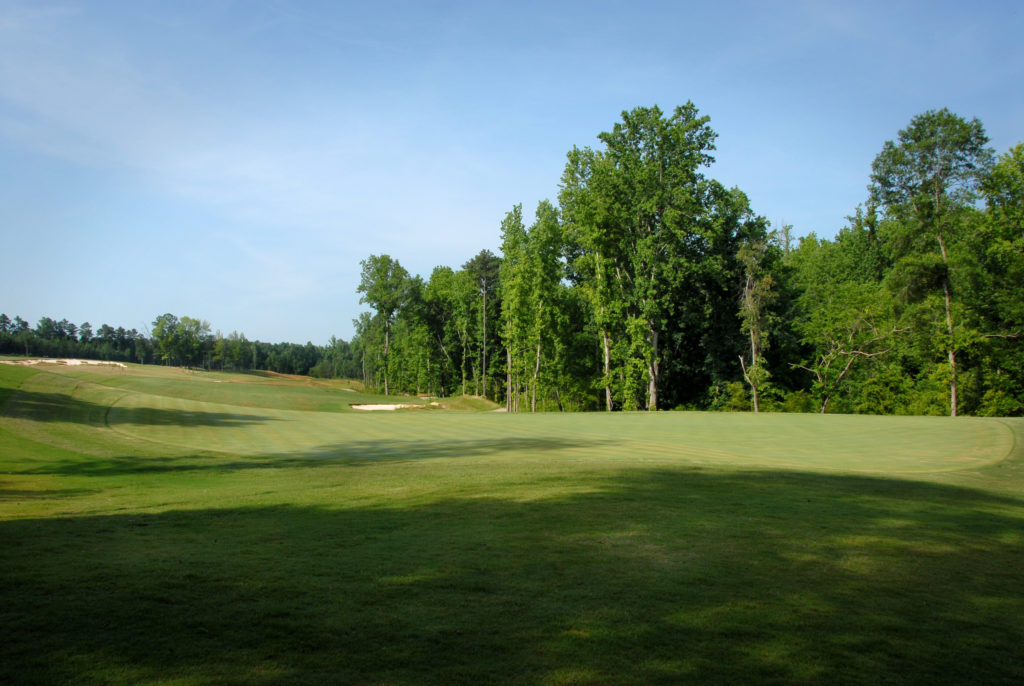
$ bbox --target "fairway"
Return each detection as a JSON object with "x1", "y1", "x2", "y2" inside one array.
[{"x1": 2, "y1": 362, "x2": 1023, "y2": 685}]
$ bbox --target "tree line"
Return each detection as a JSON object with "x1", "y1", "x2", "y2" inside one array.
[
  {"x1": 0, "y1": 312, "x2": 362, "y2": 378},
  {"x1": 352, "y1": 104, "x2": 1023, "y2": 416}
]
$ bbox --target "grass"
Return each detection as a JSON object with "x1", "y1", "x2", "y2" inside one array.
[{"x1": 1, "y1": 362, "x2": 1023, "y2": 684}]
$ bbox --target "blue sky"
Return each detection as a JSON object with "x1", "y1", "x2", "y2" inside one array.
[{"x1": 2, "y1": 0, "x2": 1022, "y2": 344}]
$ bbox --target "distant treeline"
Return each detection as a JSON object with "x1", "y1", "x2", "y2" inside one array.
[
  {"x1": 350, "y1": 104, "x2": 1023, "y2": 416},
  {"x1": 0, "y1": 313, "x2": 361, "y2": 379}
]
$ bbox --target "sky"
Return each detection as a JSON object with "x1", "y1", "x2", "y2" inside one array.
[{"x1": 2, "y1": 0, "x2": 1022, "y2": 344}]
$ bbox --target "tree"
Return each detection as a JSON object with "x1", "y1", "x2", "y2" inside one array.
[
  {"x1": 151, "y1": 314, "x2": 179, "y2": 364},
  {"x1": 151, "y1": 313, "x2": 211, "y2": 367},
  {"x1": 979, "y1": 143, "x2": 1024, "y2": 330},
  {"x1": 79, "y1": 322, "x2": 93, "y2": 343},
  {"x1": 424, "y1": 266, "x2": 476, "y2": 396},
  {"x1": 788, "y1": 227, "x2": 895, "y2": 413},
  {"x1": 561, "y1": 144, "x2": 620, "y2": 410},
  {"x1": 526, "y1": 200, "x2": 566, "y2": 412},
  {"x1": 35, "y1": 317, "x2": 60, "y2": 340},
  {"x1": 180, "y1": 317, "x2": 213, "y2": 367},
  {"x1": 357, "y1": 254, "x2": 409, "y2": 395},
  {"x1": 97, "y1": 324, "x2": 116, "y2": 343},
  {"x1": 462, "y1": 250, "x2": 501, "y2": 399},
  {"x1": 561, "y1": 103, "x2": 756, "y2": 410},
  {"x1": 499, "y1": 205, "x2": 530, "y2": 410},
  {"x1": 737, "y1": 237, "x2": 778, "y2": 412},
  {"x1": 972, "y1": 143, "x2": 1024, "y2": 414},
  {"x1": 870, "y1": 108, "x2": 994, "y2": 416}
]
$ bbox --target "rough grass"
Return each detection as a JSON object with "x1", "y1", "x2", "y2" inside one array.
[{"x1": 1, "y1": 363, "x2": 1023, "y2": 685}]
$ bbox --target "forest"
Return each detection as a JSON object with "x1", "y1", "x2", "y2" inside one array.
[
  {"x1": 3, "y1": 104, "x2": 1021, "y2": 416},
  {"x1": 353, "y1": 104, "x2": 1023, "y2": 416},
  {"x1": 0, "y1": 313, "x2": 360, "y2": 379}
]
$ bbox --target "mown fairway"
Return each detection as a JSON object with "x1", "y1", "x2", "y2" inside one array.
[{"x1": 2, "y1": 362, "x2": 1023, "y2": 685}]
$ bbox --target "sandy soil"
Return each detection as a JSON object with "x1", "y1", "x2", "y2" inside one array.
[
  {"x1": 350, "y1": 403, "x2": 423, "y2": 411},
  {"x1": 1, "y1": 358, "x2": 127, "y2": 369}
]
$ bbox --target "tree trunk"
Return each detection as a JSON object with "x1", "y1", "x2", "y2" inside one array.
[
  {"x1": 481, "y1": 289, "x2": 487, "y2": 399},
  {"x1": 944, "y1": 277, "x2": 958, "y2": 417},
  {"x1": 936, "y1": 232, "x2": 957, "y2": 417},
  {"x1": 384, "y1": 321, "x2": 390, "y2": 396},
  {"x1": 749, "y1": 329, "x2": 759, "y2": 413},
  {"x1": 601, "y1": 329, "x2": 613, "y2": 411},
  {"x1": 461, "y1": 344, "x2": 467, "y2": 396},
  {"x1": 506, "y1": 347, "x2": 512, "y2": 412},
  {"x1": 647, "y1": 325, "x2": 659, "y2": 411},
  {"x1": 532, "y1": 341, "x2": 541, "y2": 413}
]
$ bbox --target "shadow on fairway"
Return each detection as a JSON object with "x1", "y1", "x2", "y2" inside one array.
[
  {"x1": 5, "y1": 388, "x2": 279, "y2": 427},
  {"x1": 299, "y1": 436, "x2": 618, "y2": 466},
  {"x1": 0, "y1": 485, "x2": 99, "y2": 501},
  {"x1": 2, "y1": 469, "x2": 1023, "y2": 685},
  {"x1": 14, "y1": 436, "x2": 617, "y2": 477}
]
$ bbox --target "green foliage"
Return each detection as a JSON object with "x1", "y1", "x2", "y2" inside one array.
[
  {"x1": 870, "y1": 109, "x2": 996, "y2": 417},
  {"x1": 334, "y1": 105, "x2": 1021, "y2": 417},
  {"x1": 151, "y1": 313, "x2": 213, "y2": 367},
  {"x1": 357, "y1": 255, "x2": 411, "y2": 395},
  {"x1": 559, "y1": 103, "x2": 772, "y2": 411}
]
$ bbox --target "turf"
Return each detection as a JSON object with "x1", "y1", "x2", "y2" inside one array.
[{"x1": 1, "y1": 362, "x2": 1022, "y2": 684}]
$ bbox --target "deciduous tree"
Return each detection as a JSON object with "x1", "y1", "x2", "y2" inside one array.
[
  {"x1": 870, "y1": 108, "x2": 994, "y2": 416},
  {"x1": 357, "y1": 255, "x2": 410, "y2": 395}
]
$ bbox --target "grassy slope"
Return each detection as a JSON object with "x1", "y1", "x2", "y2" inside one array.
[{"x1": 1, "y1": 363, "x2": 1022, "y2": 685}]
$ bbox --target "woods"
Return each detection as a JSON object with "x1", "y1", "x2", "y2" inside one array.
[
  {"x1": 348, "y1": 104, "x2": 1023, "y2": 415},
  {"x1": 2, "y1": 104, "x2": 1019, "y2": 416}
]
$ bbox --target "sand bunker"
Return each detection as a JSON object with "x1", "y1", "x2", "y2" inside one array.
[
  {"x1": 350, "y1": 403, "x2": 423, "y2": 411},
  {"x1": 1, "y1": 358, "x2": 127, "y2": 369}
]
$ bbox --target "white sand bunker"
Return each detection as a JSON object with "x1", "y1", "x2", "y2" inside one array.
[
  {"x1": 350, "y1": 403, "x2": 423, "y2": 411},
  {"x1": 2, "y1": 358, "x2": 127, "y2": 369}
]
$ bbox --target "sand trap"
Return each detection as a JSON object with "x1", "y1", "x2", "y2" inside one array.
[
  {"x1": 1, "y1": 358, "x2": 127, "y2": 369},
  {"x1": 350, "y1": 403, "x2": 422, "y2": 411}
]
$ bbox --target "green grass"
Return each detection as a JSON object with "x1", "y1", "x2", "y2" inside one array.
[{"x1": 2, "y1": 362, "x2": 1023, "y2": 684}]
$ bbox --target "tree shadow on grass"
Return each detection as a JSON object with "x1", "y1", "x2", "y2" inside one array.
[
  {"x1": 13, "y1": 436, "x2": 617, "y2": 477},
  {"x1": 2, "y1": 469, "x2": 1023, "y2": 685},
  {"x1": 5, "y1": 388, "x2": 280, "y2": 427},
  {"x1": 299, "y1": 436, "x2": 617, "y2": 466},
  {"x1": 0, "y1": 486, "x2": 99, "y2": 501}
]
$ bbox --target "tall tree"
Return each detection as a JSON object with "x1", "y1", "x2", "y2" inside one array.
[
  {"x1": 151, "y1": 314, "x2": 179, "y2": 364},
  {"x1": 462, "y1": 250, "x2": 501, "y2": 399},
  {"x1": 424, "y1": 266, "x2": 475, "y2": 396},
  {"x1": 870, "y1": 108, "x2": 994, "y2": 416},
  {"x1": 737, "y1": 237, "x2": 777, "y2": 412},
  {"x1": 561, "y1": 145, "x2": 620, "y2": 410},
  {"x1": 357, "y1": 254, "x2": 410, "y2": 396},
  {"x1": 526, "y1": 200, "x2": 565, "y2": 412},
  {"x1": 980, "y1": 143, "x2": 1024, "y2": 329},
  {"x1": 972, "y1": 143, "x2": 1024, "y2": 414},
  {"x1": 561, "y1": 103, "x2": 732, "y2": 410},
  {"x1": 499, "y1": 205, "x2": 530, "y2": 411}
]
